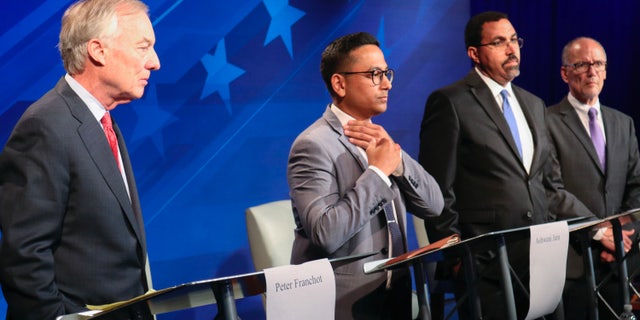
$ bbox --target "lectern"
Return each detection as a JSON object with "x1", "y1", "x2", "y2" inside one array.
[
  {"x1": 365, "y1": 219, "x2": 587, "y2": 320},
  {"x1": 60, "y1": 252, "x2": 377, "y2": 319},
  {"x1": 365, "y1": 225, "x2": 535, "y2": 320},
  {"x1": 568, "y1": 208, "x2": 640, "y2": 320}
]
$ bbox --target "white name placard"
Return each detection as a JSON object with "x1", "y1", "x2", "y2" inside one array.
[
  {"x1": 264, "y1": 258, "x2": 335, "y2": 320},
  {"x1": 525, "y1": 221, "x2": 568, "y2": 320}
]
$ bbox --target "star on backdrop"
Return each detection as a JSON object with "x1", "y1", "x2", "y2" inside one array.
[
  {"x1": 200, "y1": 38, "x2": 246, "y2": 114},
  {"x1": 262, "y1": 0, "x2": 305, "y2": 58},
  {"x1": 130, "y1": 83, "x2": 177, "y2": 154}
]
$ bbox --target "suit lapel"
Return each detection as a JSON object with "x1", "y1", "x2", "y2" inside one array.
[
  {"x1": 601, "y1": 106, "x2": 613, "y2": 176},
  {"x1": 466, "y1": 72, "x2": 523, "y2": 166},
  {"x1": 59, "y1": 79, "x2": 146, "y2": 248},
  {"x1": 322, "y1": 107, "x2": 368, "y2": 172},
  {"x1": 513, "y1": 87, "x2": 543, "y2": 175},
  {"x1": 113, "y1": 120, "x2": 147, "y2": 252},
  {"x1": 323, "y1": 107, "x2": 408, "y2": 238},
  {"x1": 557, "y1": 98, "x2": 604, "y2": 174}
]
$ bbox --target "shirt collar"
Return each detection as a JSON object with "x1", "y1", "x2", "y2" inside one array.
[
  {"x1": 567, "y1": 92, "x2": 601, "y2": 115},
  {"x1": 64, "y1": 74, "x2": 108, "y2": 123},
  {"x1": 474, "y1": 67, "x2": 514, "y2": 99},
  {"x1": 330, "y1": 103, "x2": 372, "y2": 126}
]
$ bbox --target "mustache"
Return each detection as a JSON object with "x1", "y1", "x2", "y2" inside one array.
[{"x1": 503, "y1": 54, "x2": 519, "y2": 66}]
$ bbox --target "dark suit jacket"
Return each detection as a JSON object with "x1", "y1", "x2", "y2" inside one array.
[
  {"x1": 547, "y1": 97, "x2": 640, "y2": 219},
  {"x1": 418, "y1": 71, "x2": 590, "y2": 318},
  {"x1": 0, "y1": 78, "x2": 149, "y2": 319},
  {"x1": 547, "y1": 97, "x2": 640, "y2": 278},
  {"x1": 288, "y1": 106, "x2": 444, "y2": 319},
  {"x1": 419, "y1": 71, "x2": 588, "y2": 243}
]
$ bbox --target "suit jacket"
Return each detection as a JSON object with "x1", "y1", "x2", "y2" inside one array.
[
  {"x1": 0, "y1": 78, "x2": 149, "y2": 319},
  {"x1": 547, "y1": 97, "x2": 640, "y2": 278},
  {"x1": 419, "y1": 70, "x2": 589, "y2": 243},
  {"x1": 288, "y1": 106, "x2": 443, "y2": 319},
  {"x1": 547, "y1": 97, "x2": 640, "y2": 219}
]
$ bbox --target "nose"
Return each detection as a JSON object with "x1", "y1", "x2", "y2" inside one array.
[
  {"x1": 505, "y1": 41, "x2": 516, "y2": 54},
  {"x1": 147, "y1": 48, "x2": 161, "y2": 71},
  {"x1": 380, "y1": 74, "x2": 392, "y2": 90}
]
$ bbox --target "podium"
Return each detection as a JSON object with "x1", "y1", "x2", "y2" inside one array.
[
  {"x1": 365, "y1": 219, "x2": 588, "y2": 320},
  {"x1": 568, "y1": 208, "x2": 640, "y2": 320},
  {"x1": 63, "y1": 252, "x2": 377, "y2": 320},
  {"x1": 365, "y1": 225, "x2": 539, "y2": 320}
]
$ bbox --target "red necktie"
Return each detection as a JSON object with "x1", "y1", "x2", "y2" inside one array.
[{"x1": 101, "y1": 112, "x2": 120, "y2": 170}]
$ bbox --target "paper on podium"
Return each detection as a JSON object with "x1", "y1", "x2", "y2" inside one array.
[
  {"x1": 56, "y1": 310, "x2": 102, "y2": 320},
  {"x1": 264, "y1": 258, "x2": 335, "y2": 320},
  {"x1": 363, "y1": 234, "x2": 460, "y2": 274},
  {"x1": 525, "y1": 221, "x2": 569, "y2": 320}
]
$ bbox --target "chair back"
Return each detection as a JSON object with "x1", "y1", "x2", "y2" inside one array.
[{"x1": 245, "y1": 200, "x2": 295, "y2": 271}]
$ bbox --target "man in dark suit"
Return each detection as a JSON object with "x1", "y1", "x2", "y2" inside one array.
[
  {"x1": 418, "y1": 12, "x2": 589, "y2": 319},
  {"x1": 0, "y1": 0, "x2": 160, "y2": 319},
  {"x1": 288, "y1": 32, "x2": 444, "y2": 319},
  {"x1": 546, "y1": 36, "x2": 640, "y2": 320}
]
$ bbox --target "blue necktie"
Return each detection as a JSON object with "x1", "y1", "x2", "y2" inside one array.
[
  {"x1": 588, "y1": 108, "x2": 606, "y2": 171},
  {"x1": 500, "y1": 90, "x2": 522, "y2": 158}
]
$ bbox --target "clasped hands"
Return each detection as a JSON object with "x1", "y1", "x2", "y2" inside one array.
[
  {"x1": 343, "y1": 120, "x2": 401, "y2": 176},
  {"x1": 598, "y1": 222, "x2": 636, "y2": 263}
]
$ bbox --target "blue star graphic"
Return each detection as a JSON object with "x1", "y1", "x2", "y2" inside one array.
[
  {"x1": 130, "y1": 83, "x2": 177, "y2": 154},
  {"x1": 200, "y1": 38, "x2": 246, "y2": 114},
  {"x1": 263, "y1": 0, "x2": 305, "y2": 58}
]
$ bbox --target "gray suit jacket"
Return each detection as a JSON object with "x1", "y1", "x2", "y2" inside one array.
[
  {"x1": 0, "y1": 78, "x2": 149, "y2": 319},
  {"x1": 288, "y1": 106, "x2": 443, "y2": 318},
  {"x1": 547, "y1": 97, "x2": 640, "y2": 219},
  {"x1": 547, "y1": 97, "x2": 640, "y2": 278}
]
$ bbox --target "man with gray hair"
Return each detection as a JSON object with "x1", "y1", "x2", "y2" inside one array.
[
  {"x1": 0, "y1": 0, "x2": 160, "y2": 319},
  {"x1": 547, "y1": 36, "x2": 640, "y2": 320}
]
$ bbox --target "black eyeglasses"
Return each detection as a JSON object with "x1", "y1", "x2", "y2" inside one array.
[
  {"x1": 477, "y1": 37, "x2": 524, "y2": 49},
  {"x1": 564, "y1": 61, "x2": 607, "y2": 73},
  {"x1": 338, "y1": 68, "x2": 394, "y2": 85}
]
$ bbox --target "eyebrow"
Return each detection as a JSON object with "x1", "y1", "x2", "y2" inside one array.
[
  {"x1": 138, "y1": 36, "x2": 155, "y2": 45},
  {"x1": 488, "y1": 33, "x2": 518, "y2": 41}
]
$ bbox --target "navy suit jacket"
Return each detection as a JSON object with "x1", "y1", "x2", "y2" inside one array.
[{"x1": 0, "y1": 78, "x2": 149, "y2": 319}]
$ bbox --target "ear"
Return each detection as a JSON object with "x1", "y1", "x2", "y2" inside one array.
[
  {"x1": 331, "y1": 73, "x2": 347, "y2": 98},
  {"x1": 467, "y1": 46, "x2": 480, "y2": 65},
  {"x1": 560, "y1": 66, "x2": 570, "y2": 84},
  {"x1": 87, "y1": 39, "x2": 107, "y2": 66}
]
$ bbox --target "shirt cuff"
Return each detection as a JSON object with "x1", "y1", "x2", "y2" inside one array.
[
  {"x1": 592, "y1": 227, "x2": 607, "y2": 241},
  {"x1": 369, "y1": 165, "x2": 391, "y2": 187},
  {"x1": 391, "y1": 152, "x2": 404, "y2": 176}
]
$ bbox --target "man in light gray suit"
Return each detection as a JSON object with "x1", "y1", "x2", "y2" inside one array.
[
  {"x1": 288, "y1": 32, "x2": 444, "y2": 319},
  {"x1": 0, "y1": 0, "x2": 160, "y2": 319}
]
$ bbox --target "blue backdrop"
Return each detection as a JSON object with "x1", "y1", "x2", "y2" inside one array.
[{"x1": 2, "y1": 0, "x2": 639, "y2": 318}]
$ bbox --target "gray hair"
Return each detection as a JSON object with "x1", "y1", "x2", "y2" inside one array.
[{"x1": 58, "y1": 0, "x2": 149, "y2": 75}]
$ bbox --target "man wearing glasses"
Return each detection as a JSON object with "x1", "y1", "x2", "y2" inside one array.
[
  {"x1": 288, "y1": 31, "x2": 444, "y2": 319},
  {"x1": 418, "y1": 12, "x2": 589, "y2": 319},
  {"x1": 547, "y1": 37, "x2": 640, "y2": 320}
]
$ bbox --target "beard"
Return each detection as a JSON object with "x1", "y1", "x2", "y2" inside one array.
[{"x1": 504, "y1": 54, "x2": 520, "y2": 78}]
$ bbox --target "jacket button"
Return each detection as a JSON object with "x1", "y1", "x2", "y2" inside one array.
[
  {"x1": 381, "y1": 247, "x2": 389, "y2": 255},
  {"x1": 525, "y1": 211, "x2": 533, "y2": 219}
]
